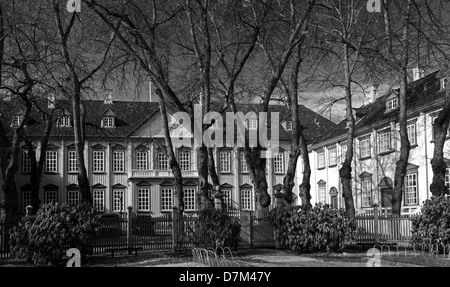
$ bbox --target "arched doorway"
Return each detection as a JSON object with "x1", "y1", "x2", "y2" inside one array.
[{"x1": 379, "y1": 177, "x2": 393, "y2": 208}]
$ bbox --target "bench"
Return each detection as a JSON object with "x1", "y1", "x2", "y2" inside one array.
[{"x1": 105, "y1": 247, "x2": 143, "y2": 258}]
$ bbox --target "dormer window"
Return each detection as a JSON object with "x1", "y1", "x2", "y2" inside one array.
[
  {"x1": 285, "y1": 120, "x2": 293, "y2": 131},
  {"x1": 245, "y1": 119, "x2": 258, "y2": 129},
  {"x1": 102, "y1": 116, "x2": 115, "y2": 128},
  {"x1": 386, "y1": 97, "x2": 398, "y2": 111},
  {"x1": 11, "y1": 115, "x2": 23, "y2": 127},
  {"x1": 57, "y1": 116, "x2": 71, "y2": 127},
  {"x1": 441, "y1": 77, "x2": 448, "y2": 90}
]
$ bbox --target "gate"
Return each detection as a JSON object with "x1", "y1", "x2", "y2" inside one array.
[{"x1": 234, "y1": 209, "x2": 274, "y2": 248}]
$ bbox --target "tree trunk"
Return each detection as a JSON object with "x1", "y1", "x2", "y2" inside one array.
[
  {"x1": 196, "y1": 145, "x2": 210, "y2": 209},
  {"x1": 298, "y1": 133, "x2": 312, "y2": 209},
  {"x1": 430, "y1": 94, "x2": 450, "y2": 196},
  {"x1": 207, "y1": 147, "x2": 220, "y2": 194}
]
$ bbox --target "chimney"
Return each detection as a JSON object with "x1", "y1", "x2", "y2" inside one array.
[
  {"x1": 104, "y1": 91, "x2": 113, "y2": 104},
  {"x1": 364, "y1": 84, "x2": 378, "y2": 105},
  {"x1": 48, "y1": 94, "x2": 55, "y2": 109},
  {"x1": 412, "y1": 67, "x2": 425, "y2": 81}
]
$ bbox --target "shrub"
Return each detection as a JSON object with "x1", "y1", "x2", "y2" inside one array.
[
  {"x1": 410, "y1": 196, "x2": 450, "y2": 248},
  {"x1": 269, "y1": 203, "x2": 357, "y2": 253},
  {"x1": 9, "y1": 202, "x2": 100, "y2": 266},
  {"x1": 189, "y1": 208, "x2": 241, "y2": 250}
]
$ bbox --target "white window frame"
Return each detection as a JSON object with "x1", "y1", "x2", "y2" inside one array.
[
  {"x1": 318, "y1": 185, "x2": 326, "y2": 204},
  {"x1": 45, "y1": 150, "x2": 58, "y2": 173},
  {"x1": 67, "y1": 190, "x2": 80, "y2": 206},
  {"x1": 241, "y1": 189, "x2": 253, "y2": 211},
  {"x1": 158, "y1": 152, "x2": 169, "y2": 171},
  {"x1": 246, "y1": 119, "x2": 258, "y2": 129},
  {"x1": 386, "y1": 98, "x2": 398, "y2": 110},
  {"x1": 331, "y1": 195, "x2": 338, "y2": 209},
  {"x1": 341, "y1": 144, "x2": 347, "y2": 163},
  {"x1": 22, "y1": 190, "x2": 31, "y2": 212},
  {"x1": 328, "y1": 148, "x2": 337, "y2": 166},
  {"x1": 317, "y1": 151, "x2": 325, "y2": 169},
  {"x1": 11, "y1": 115, "x2": 22, "y2": 127},
  {"x1": 441, "y1": 77, "x2": 448, "y2": 90},
  {"x1": 285, "y1": 120, "x2": 292, "y2": 131},
  {"x1": 360, "y1": 137, "x2": 371, "y2": 158},
  {"x1": 407, "y1": 123, "x2": 417, "y2": 146},
  {"x1": 22, "y1": 150, "x2": 31, "y2": 173},
  {"x1": 446, "y1": 168, "x2": 450, "y2": 191},
  {"x1": 219, "y1": 151, "x2": 231, "y2": 173},
  {"x1": 44, "y1": 190, "x2": 57, "y2": 204},
  {"x1": 57, "y1": 116, "x2": 71, "y2": 127},
  {"x1": 361, "y1": 180, "x2": 372, "y2": 207},
  {"x1": 378, "y1": 132, "x2": 391, "y2": 153},
  {"x1": 184, "y1": 188, "x2": 196, "y2": 211},
  {"x1": 92, "y1": 189, "x2": 105, "y2": 212},
  {"x1": 273, "y1": 153, "x2": 284, "y2": 173},
  {"x1": 102, "y1": 116, "x2": 115, "y2": 128},
  {"x1": 93, "y1": 150, "x2": 105, "y2": 173},
  {"x1": 405, "y1": 173, "x2": 419, "y2": 206},
  {"x1": 68, "y1": 150, "x2": 78, "y2": 173},
  {"x1": 240, "y1": 152, "x2": 248, "y2": 173},
  {"x1": 113, "y1": 190, "x2": 125, "y2": 212},
  {"x1": 161, "y1": 188, "x2": 173, "y2": 211},
  {"x1": 113, "y1": 151, "x2": 125, "y2": 173},
  {"x1": 179, "y1": 150, "x2": 191, "y2": 171},
  {"x1": 136, "y1": 151, "x2": 148, "y2": 170},
  {"x1": 138, "y1": 188, "x2": 150, "y2": 212},
  {"x1": 222, "y1": 189, "x2": 232, "y2": 208}
]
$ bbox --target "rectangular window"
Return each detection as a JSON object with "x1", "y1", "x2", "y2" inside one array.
[
  {"x1": 405, "y1": 173, "x2": 418, "y2": 205},
  {"x1": 57, "y1": 116, "x2": 71, "y2": 127},
  {"x1": 446, "y1": 168, "x2": 450, "y2": 191},
  {"x1": 387, "y1": 98, "x2": 398, "y2": 110},
  {"x1": 138, "y1": 188, "x2": 150, "y2": 211},
  {"x1": 44, "y1": 190, "x2": 57, "y2": 204},
  {"x1": 113, "y1": 151, "x2": 125, "y2": 173},
  {"x1": 441, "y1": 77, "x2": 448, "y2": 90},
  {"x1": 179, "y1": 150, "x2": 191, "y2": 171},
  {"x1": 158, "y1": 152, "x2": 169, "y2": 171},
  {"x1": 246, "y1": 119, "x2": 258, "y2": 129},
  {"x1": 285, "y1": 120, "x2": 292, "y2": 131},
  {"x1": 136, "y1": 151, "x2": 148, "y2": 170},
  {"x1": 317, "y1": 151, "x2": 325, "y2": 169},
  {"x1": 331, "y1": 196, "x2": 338, "y2": 209},
  {"x1": 93, "y1": 189, "x2": 105, "y2": 212},
  {"x1": 240, "y1": 153, "x2": 248, "y2": 173},
  {"x1": 219, "y1": 151, "x2": 231, "y2": 173},
  {"x1": 274, "y1": 153, "x2": 284, "y2": 173},
  {"x1": 22, "y1": 191, "x2": 31, "y2": 212},
  {"x1": 102, "y1": 117, "x2": 114, "y2": 128},
  {"x1": 360, "y1": 137, "x2": 371, "y2": 158},
  {"x1": 93, "y1": 151, "x2": 105, "y2": 172},
  {"x1": 222, "y1": 189, "x2": 232, "y2": 208},
  {"x1": 22, "y1": 150, "x2": 31, "y2": 173},
  {"x1": 45, "y1": 150, "x2": 58, "y2": 173},
  {"x1": 378, "y1": 132, "x2": 391, "y2": 153},
  {"x1": 161, "y1": 189, "x2": 173, "y2": 211},
  {"x1": 362, "y1": 180, "x2": 372, "y2": 207},
  {"x1": 67, "y1": 190, "x2": 80, "y2": 206},
  {"x1": 318, "y1": 186, "x2": 326, "y2": 204},
  {"x1": 407, "y1": 123, "x2": 417, "y2": 146},
  {"x1": 241, "y1": 190, "x2": 252, "y2": 210},
  {"x1": 184, "y1": 188, "x2": 196, "y2": 211},
  {"x1": 12, "y1": 116, "x2": 22, "y2": 127},
  {"x1": 68, "y1": 150, "x2": 78, "y2": 173},
  {"x1": 113, "y1": 190, "x2": 125, "y2": 212},
  {"x1": 328, "y1": 148, "x2": 337, "y2": 166},
  {"x1": 341, "y1": 144, "x2": 347, "y2": 163}
]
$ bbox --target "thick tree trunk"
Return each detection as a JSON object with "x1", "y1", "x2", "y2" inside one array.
[
  {"x1": 207, "y1": 147, "x2": 220, "y2": 193},
  {"x1": 430, "y1": 95, "x2": 450, "y2": 196},
  {"x1": 244, "y1": 146, "x2": 270, "y2": 210},
  {"x1": 298, "y1": 133, "x2": 312, "y2": 209},
  {"x1": 196, "y1": 145, "x2": 210, "y2": 209}
]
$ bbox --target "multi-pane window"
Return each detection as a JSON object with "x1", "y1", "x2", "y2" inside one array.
[
  {"x1": 44, "y1": 190, "x2": 57, "y2": 204},
  {"x1": 22, "y1": 191, "x2": 31, "y2": 212},
  {"x1": 386, "y1": 98, "x2": 398, "y2": 110},
  {"x1": 45, "y1": 150, "x2": 58, "y2": 173},
  {"x1": 136, "y1": 151, "x2": 148, "y2": 170},
  {"x1": 241, "y1": 190, "x2": 252, "y2": 210},
  {"x1": 57, "y1": 116, "x2": 71, "y2": 127},
  {"x1": 222, "y1": 189, "x2": 232, "y2": 208},
  {"x1": 158, "y1": 152, "x2": 169, "y2": 170},
  {"x1": 22, "y1": 150, "x2": 31, "y2": 173},
  {"x1": 68, "y1": 150, "x2": 78, "y2": 173},
  {"x1": 328, "y1": 148, "x2": 337, "y2": 166},
  {"x1": 318, "y1": 185, "x2": 326, "y2": 204},
  {"x1": 362, "y1": 180, "x2": 372, "y2": 207},
  {"x1": 446, "y1": 168, "x2": 450, "y2": 191},
  {"x1": 219, "y1": 151, "x2": 231, "y2": 173},
  {"x1": 331, "y1": 196, "x2": 338, "y2": 209},
  {"x1": 113, "y1": 190, "x2": 125, "y2": 212},
  {"x1": 407, "y1": 123, "x2": 417, "y2": 145},
  {"x1": 93, "y1": 151, "x2": 105, "y2": 172},
  {"x1": 441, "y1": 77, "x2": 449, "y2": 90},
  {"x1": 240, "y1": 152, "x2": 248, "y2": 173},
  {"x1": 341, "y1": 144, "x2": 347, "y2": 163},
  {"x1": 184, "y1": 188, "x2": 196, "y2": 211},
  {"x1": 285, "y1": 120, "x2": 292, "y2": 131},
  {"x1": 161, "y1": 188, "x2": 173, "y2": 211},
  {"x1": 317, "y1": 151, "x2": 325, "y2": 169},
  {"x1": 102, "y1": 117, "x2": 115, "y2": 128},
  {"x1": 92, "y1": 189, "x2": 105, "y2": 212},
  {"x1": 11, "y1": 116, "x2": 22, "y2": 127},
  {"x1": 179, "y1": 150, "x2": 191, "y2": 171},
  {"x1": 113, "y1": 151, "x2": 125, "y2": 173},
  {"x1": 405, "y1": 173, "x2": 418, "y2": 205},
  {"x1": 360, "y1": 137, "x2": 371, "y2": 158},
  {"x1": 273, "y1": 153, "x2": 284, "y2": 173},
  {"x1": 378, "y1": 132, "x2": 391, "y2": 153},
  {"x1": 138, "y1": 188, "x2": 150, "y2": 211},
  {"x1": 246, "y1": 119, "x2": 258, "y2": 129},
  {"x1": 67, "y1": 190, "x2": 80, "y2": 206}
]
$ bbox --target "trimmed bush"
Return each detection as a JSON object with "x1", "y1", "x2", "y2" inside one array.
[
  {"x1": 269, "y1": 203, "x2": 357, "y2": 253},
  {"x1": 9, "y1": 202, "x2": 100, "y2": 266},
  {"x1": 410, "y1": 195, "x2": 450, "y2": 247}
]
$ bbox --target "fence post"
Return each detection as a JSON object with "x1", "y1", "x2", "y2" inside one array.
[
  {"x1": 172, "y1": 207, "x2": 179, "y2": 251},
  {"x1": 373, "y1": 204, "x2": 379, "y2": 243},
  {"x1": 127, "y1": 206, "x2": 133, "y2": 254}
]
